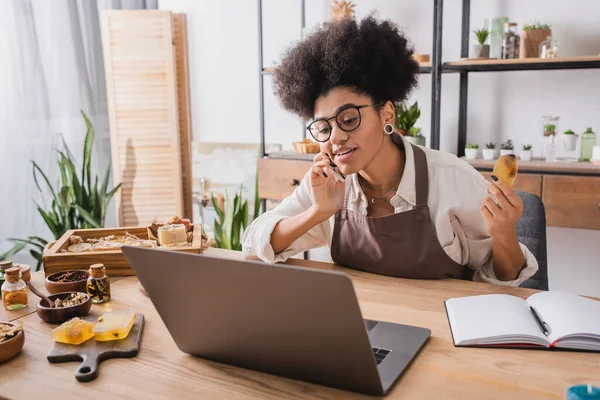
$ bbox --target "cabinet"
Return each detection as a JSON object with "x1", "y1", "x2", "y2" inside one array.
[
  {"x1": 258, "y1": 153, "x2": 600, "y2": 230},
  {"x1": 543, "y1": 176, "x2": 600, "y2": 229}
]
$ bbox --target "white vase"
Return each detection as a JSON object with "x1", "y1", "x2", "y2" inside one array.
[
  {"x1": 520, "y1": 150, "x2": 532, "y2": 162},
  {"x1": 465, "y1": 148, "x2": 478, "y2": 160},
  {"x1": 500, "y1": 149, "x2": 514, "y2": 156},
  {"x1": 562, "y1": 134, "x2": 578, "y2": 151},
  {"x1": 482, "y1": 149, "x2": 496, "y2": 160}
]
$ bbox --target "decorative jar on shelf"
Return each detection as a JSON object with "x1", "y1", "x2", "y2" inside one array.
[
  {"x1": 580, "y1": 127, "x2": 597, "y2": 161},
  {"x1": 501, "y1": 22, "x2": 520, "y2": 59},
  {"x1": 542, "y1": 115, "x2": 560, "y2": 137},
  {"x1": 539, "y1": 36, "x2": 560, "y2": 59}
]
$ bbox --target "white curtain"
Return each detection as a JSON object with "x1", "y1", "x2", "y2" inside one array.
[{"x1": 0, "y1": 0, "x2": 156, "y2": 266}]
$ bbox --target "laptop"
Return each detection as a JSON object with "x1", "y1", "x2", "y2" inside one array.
[{"x1": 122, "y1": 247, "x2": 431, "y2": 396}]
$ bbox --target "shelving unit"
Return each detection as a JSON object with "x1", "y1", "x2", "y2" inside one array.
[
  {"x1": 257, "y1": 0, "x2": 600, "y2": 158},
  {"x1": 444, "y1": 56, "x2": 600, "y2": 72},
  {"x1": 451, "y1": 0, "x2": 600, "y2": 156},
  {"x1": 256, "y1": 0, "x2": 443, "y2": 156}
]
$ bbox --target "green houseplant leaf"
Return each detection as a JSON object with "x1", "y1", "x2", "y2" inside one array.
[{"x1": 6, "y1": 111, "x2": 121, "y2": 270}]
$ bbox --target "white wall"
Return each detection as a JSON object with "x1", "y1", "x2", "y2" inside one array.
[{"x1": 159, "y1": 0, "x2": 600, "y2": 295}]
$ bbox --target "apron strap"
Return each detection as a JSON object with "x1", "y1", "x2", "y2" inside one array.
[
  {"x1": 411, "y1": 144, "x2": 430, "y2": 208},
  {"x1": 342, "y1": 175, "x2": 353, "y2": 209}
]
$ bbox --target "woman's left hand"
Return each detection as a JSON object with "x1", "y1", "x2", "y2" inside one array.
[{"x1": 480, "y1": 177, "x2": 524, "y2": 238}]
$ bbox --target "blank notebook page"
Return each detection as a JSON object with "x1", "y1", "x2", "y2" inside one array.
[
  {"x1": 446, "y1": 294, "x2": 545, "y2": 344},
  {"x1": 527, "y1": 291, "x2": 600, "y2": 344}
]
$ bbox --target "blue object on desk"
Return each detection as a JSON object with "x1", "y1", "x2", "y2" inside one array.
[{"x1": 567, "y1": 385, "x2": 600, "y2": 400}]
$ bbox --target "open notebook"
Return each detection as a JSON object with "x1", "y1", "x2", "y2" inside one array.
[{"x1": 445, "y1": 291, "x2": 600, "y2": 351}]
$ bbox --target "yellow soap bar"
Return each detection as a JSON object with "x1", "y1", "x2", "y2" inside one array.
[
  {"x1": 93, "y1": 309, "x2": 136, "y2": 341},
  {"x1": 52, "y1": 317, "x2": 95, "y2": 345}
]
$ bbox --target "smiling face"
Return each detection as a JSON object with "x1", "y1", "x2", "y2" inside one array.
[{"x1": 312, "y1": 87, "x2": 395, "y2": 174}]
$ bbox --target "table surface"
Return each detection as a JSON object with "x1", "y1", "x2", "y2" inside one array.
[{"x1": 1, "y1": 248, "x2": 599, "y2": 399}]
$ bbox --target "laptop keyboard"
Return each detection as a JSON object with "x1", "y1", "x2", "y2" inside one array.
[{"x1": 372, "y1": 347, "x2": 391, "y2": 365}]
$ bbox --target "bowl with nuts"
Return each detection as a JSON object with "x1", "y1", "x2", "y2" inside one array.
[{"x1": 36, "y1": 292, "x2": 92, "y2": 324}]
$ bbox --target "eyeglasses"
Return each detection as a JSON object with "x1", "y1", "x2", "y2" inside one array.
[{"x1": 306, "y1": 104, "x2": 379, "y2": 142}]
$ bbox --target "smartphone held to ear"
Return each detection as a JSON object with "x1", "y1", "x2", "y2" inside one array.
[{"x1": 325, "y1": 153, "x2": 345, "y2": 182}]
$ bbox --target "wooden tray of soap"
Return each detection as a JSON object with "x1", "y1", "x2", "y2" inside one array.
[{"x1": 42, "y1": 225, "x2": 203, "y2": 277}]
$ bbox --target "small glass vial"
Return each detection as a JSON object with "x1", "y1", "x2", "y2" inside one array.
[
  {"x1": 87, "y1": 263, "x2": 111, "y2": 304},
  {"x1": 2, "y1": 267, "x2": 28, "y2": 311},
  {"x1": 580, "y1": 127, "x2": 597, "y2": 161}
]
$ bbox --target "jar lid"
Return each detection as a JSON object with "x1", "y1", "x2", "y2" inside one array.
[
  {"x1": 19, "y1": 264, "x2": 31, "y2": 283},
  {"x1": 89, "y1": 263, "x2": 106, "y2": 278},
  {"x1": 0, "y1": 261, "x2": 14, "y2": 272},
  {"x1": 586, "y1": 127, "x2": 594, "y2": 133},
  {"x1": 4, "y1": 267, "x2": 21, "y2": 283}
]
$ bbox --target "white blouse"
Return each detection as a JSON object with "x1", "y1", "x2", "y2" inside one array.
[{"x1": 243, "y1": 135, "x2": 538, "y2": 287}]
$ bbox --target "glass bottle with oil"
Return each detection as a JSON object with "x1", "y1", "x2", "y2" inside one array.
[
  {"x1": 2, "y1": 267, "x2": 28, "y2": 310},
  {"x1": 87, "y1": 264, "x2": 111, "y2": 304}
]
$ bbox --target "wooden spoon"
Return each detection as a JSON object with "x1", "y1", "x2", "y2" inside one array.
[{"x1": 26, "y1": 282, "x2": 55, "y2": 308}]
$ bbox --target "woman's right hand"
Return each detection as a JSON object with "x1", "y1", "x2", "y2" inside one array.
[{"x1": 309, "y1": 152, "x2": 346, "y2": 219}]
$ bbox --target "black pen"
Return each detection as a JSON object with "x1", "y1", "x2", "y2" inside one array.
[{"x1": 530, "y1": 306, "x2": 549, "y2": 336}]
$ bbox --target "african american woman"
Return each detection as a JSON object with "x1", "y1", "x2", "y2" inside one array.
[{"x1": 243, "y1": 17, "x2": 538, "y2": 286}]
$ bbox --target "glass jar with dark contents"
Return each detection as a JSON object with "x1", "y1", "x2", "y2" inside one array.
[{"x1": 87, "y1": 264, "x2": 111, "y2": 304}]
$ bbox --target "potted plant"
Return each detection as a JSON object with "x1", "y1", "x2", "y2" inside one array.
[
  {"x1": 465, "y1": 143, "x2": 479, "y2": 160},
  {"x1": 520, "y1": 144, "x2": 533, "y2": 162},
  {"x1": 543, "y1": 123, "x2": 556, "y2": 137},
  {"x1": 500, "y1": 139, "x2": 514, "y2": 156},
  {"x1": 521, "y1": 20, "x2": 551, "y2": 58},
  {"x1": 405, "y1": 126, "x2": 426, "y2": 146},
  {"x1": 0, "y1": 111, "x2": 121, "y2": 270},
  {"x1": 394, "y1": 101, "x2": 420, "y2": 137},
  {"x1": 472, "y1": 28, "x2": 490, "y2": 58},
  {"x1": 483, "y1": 142, "x2": 496, "y2": 160},
  {"x1": 562, "y1": 129, "x2": 579, "y2": 151}
]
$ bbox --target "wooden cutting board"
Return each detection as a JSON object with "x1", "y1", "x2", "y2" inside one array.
[{"x1": 47, "y1": 314, "x2": 145, "y2": 382}]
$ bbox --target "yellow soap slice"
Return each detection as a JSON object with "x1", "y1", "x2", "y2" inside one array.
[
  {"x1": 93, "y1": 309, "x2": 136, "y2": 341},
  {"x1": 52, "y1": 317, "x2": 95, "y2": 345}
]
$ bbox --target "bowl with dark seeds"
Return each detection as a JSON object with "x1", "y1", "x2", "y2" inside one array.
[{"x1": 45, "y1": 270, "x2": 89, "y2": 295}]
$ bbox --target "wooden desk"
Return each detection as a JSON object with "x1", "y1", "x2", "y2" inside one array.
[{"x1": 1, "y1": 248, "x2": 598, "y2": 399}]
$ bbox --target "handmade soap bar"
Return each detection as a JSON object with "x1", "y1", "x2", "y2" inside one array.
[
  {"x1": 52, "y1": 317, "x2": 95, "y2": 345},
  {"x1": 93, "y1": 309, "x2": 136, "y2": 341},
  {"x1": 157, "y1": 224, "x2": 187, "y2": 245}
]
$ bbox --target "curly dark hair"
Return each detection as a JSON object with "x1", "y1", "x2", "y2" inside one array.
[{"x1": 273, "y1": 16, "x2": 420, "y2": 120}]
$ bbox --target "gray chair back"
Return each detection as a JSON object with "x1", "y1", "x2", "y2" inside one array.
[{"x1": 516, "y1": 192, "x2": 549, "y2": 290}]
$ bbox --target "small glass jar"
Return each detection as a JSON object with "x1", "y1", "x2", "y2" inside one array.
[
  {"x1": 501, "y1": 22, "x2": 520, "y2": 59},
  {"x1": 2, "y1": 267, "x2": 28, "y2": 311},
  {"x1": 87, "y1": 263, "x2": 111, "y2": 304},
  {"x1": 539, "y1": 36, "x2": 560, "y2": 59}
]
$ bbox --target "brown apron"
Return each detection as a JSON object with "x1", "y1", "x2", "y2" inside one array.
[{"x1": 330, "y1": 144, "x2": 465, "y2": 279}]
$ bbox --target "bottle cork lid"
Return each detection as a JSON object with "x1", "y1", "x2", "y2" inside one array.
[
  {"x1": 4, "y1": 267, "x2": 21, "y2": 283},
  {"x1": 19, "y1": 264, "x2": 31, "y2": 283},
  {"x1": 89, "y1": 263, "x2": 106, "y2": 278},
  {"x1": 0, "y1": 261, "x2": 14, "y2": 272}
]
